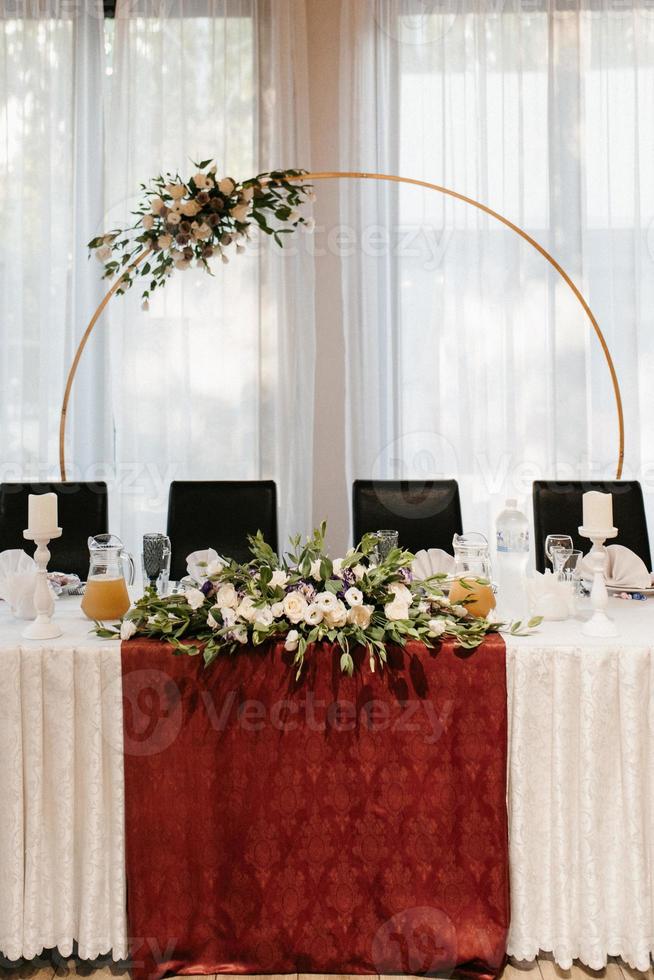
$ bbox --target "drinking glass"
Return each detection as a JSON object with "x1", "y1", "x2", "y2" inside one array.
[
  {"x1": 142, "y1": 533, "x2": 171, "y2": 595},
  {"x1": 560, "y1": 549, "x2": 583, "y2": 596},
  {"x1": 545, "y1": 534, "x2": 574, "y2": 579},
  {"x1": 371, "y1": 529, "x2": 399, "y2": 562}
]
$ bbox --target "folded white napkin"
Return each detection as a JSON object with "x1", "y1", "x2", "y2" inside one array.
[
  {"x1": 412, "y1": 548, "x2": 455, "y2": 580},
  {"x1": 579, "y1": 543, "x2": 651, "y2": 590},
  {"x1": 0, "y1": 549, "x2": 37, "y2": 619},
  {"x1": 525, "y1": 570, "x2": 575, "y2": 621}
]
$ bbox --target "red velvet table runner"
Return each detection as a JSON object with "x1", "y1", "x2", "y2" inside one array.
[{"x1": 120, "y1": 637, "x2": 508, "y2": 980}]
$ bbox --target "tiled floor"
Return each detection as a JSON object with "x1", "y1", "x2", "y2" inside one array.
[{"x1": 1, "y1": 957, "x2": 653, "y2": 980}]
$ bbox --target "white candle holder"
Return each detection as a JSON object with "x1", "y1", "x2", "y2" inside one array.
[
  {"x1": 579, "y1": 525, "x2": 618, "y2": 637},
  {"x1": 22, "y1": 528, "x2": 63, "y2": 640}
]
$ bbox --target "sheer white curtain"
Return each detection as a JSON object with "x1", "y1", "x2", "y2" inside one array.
[
  {"x1": 105, "y1": 0, "x2": 314, "y2": 556},
  {"x1": 339, "y1": 0, "x2": 654, "y2": 536},
  {"x1": 0, "y1": 0, "x2": 110, "y2": 483}
]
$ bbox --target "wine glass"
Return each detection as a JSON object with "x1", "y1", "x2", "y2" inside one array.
[{"x1": 545, "y1": 534, "x2": 574, "y2": 579}]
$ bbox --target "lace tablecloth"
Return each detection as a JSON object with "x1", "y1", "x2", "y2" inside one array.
[{"x1": 0, "y1": 596, "x2": 653, "y2": 970}]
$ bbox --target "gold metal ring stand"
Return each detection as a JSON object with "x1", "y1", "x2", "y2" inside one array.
[{"x1": 59, "y1": 171, "x2": 624, "y2": 481}]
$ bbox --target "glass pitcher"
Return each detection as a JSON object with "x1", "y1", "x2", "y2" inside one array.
[
  {"x1": 81, "y1": 533, "x2": 135, "y2": 621},
  {"x1": 448, "y1": 531, "x2": 496, "y2": 618}
]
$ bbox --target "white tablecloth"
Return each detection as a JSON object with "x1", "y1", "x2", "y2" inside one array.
[{"x1": 1, "y1": 597, "x2": 653, "y2": 969}]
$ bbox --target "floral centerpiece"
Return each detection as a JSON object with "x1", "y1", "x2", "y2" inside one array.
[
  {"x1": 100, "y1": 525, "x2": 538, "y2": 677},
  {"x1": 88, "y1": 163, "x2": 314, "y2": 305}
]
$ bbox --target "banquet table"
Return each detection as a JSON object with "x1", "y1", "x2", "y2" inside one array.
[{"x1": 1, "y1": 595, "x2": 653, "y2": 973}]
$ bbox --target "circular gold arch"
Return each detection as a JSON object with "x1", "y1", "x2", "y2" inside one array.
[{"x1": 59, "y1": 170, "x2": 625, "y2": 481}]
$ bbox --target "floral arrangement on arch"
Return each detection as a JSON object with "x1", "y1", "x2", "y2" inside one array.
[
  {"x1": 88, "y1": 162, "x2": 314, "y2": 305},
  {"x1": 100, "y1": 525, "x2": 537, "y2": 677}
]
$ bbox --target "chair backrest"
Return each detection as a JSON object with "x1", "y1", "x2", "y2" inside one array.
[
  {"x1": 532, "y1": 480, "x2": 651, "y2": 572},
  {"x1": 0, "y1": 482, "x2": 109, "y2": 580},
  {"x1": 167, "y1": 480, "x2": 278, "y2": 580},
  {"x1": 352, "y1": 479, "x2": 463, "y2": 554}
]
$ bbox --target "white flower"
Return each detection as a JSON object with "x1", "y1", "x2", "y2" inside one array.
[
  {"x1": 254, "y1": 606, "x2": 274, "y2": 629},
  {"x1": 157, "y1": 234, "x2": 173, "y2": 249},
  {"x1": 385, "y1": 598, "x2": 410, "y2": 621},
  {"x1": 166, "y1": 212, "x2": 181, "y2": 226},
  {"x1": 271, "y1": 601, "x2": 285, "y2": 618},
  {"x1": 141, "y1": 214, "x2": 155, "y2": 230},
  {"x1": 221, "y1": 607, "x2": 236, "y2": 629},
  {"x1": 186, "y1": 549, "x2": 220, "y2": 582},
  {"x1": 284, "y1": 629, "x2": 300, "y2": 652},
  {"x1": 120, "y1": 620, "x2": 137, "y2": 640},
  {"x1": 237, "y1": 596, "x2": 257, "y2": 622},
  {"x1": 95, "y1": 244, "x2": 112, "y2": 262},
  {"x1": 388, "y1": 582, "x2": 412, "y2": 605},
  {"x1": 283, "y1": 591, "x2": 309, "y2": 624},
  {"x1": 332, "y1": 558, "x2": 344, "y2": 577},
  {"x1": 184, "y1": 587, "x2": 206, "y2": 610},
  {"x1": 206, "y1": 558, "x2": 225, "y2": 576},
  {"x1": 310, "y1": 559, "x2": 322, "y2": 581},
  {"x1": 304, "y1": 603, "x2": 323, "y2": 626},
  {"x1": 218, "y1": 177, "x2": 236, "y2": 195},
  {"x1": 315, "y1": 591, "x2": 339, "y2": 613},
  {"x1": 428, "y1": 618, "x2": 446, "y2": 636},
  {"x1": 452, "y1": 603, "x2": 469, "y2": 618},
  {"x1": 180, "y1": 199, "x2": 202, "y2": 217},
  {"x1": 232, "y1": 625, "x2": 248, "y2": 644},
  {"x1": 347, "y1": 604, "x2": 373, "y2": 629},
  {"x1": 324, "y1": 600, "x2": 347, "y2": 628},
  {"x1": 344, "y1": 586, "x2": 363, "y2": 607},
  {"x1": 207, "y1": 610, "x2": 219, "y2": 629},
  {"x1": 215, "y1": 583, "x2": 238, "y2": 609},
  {"x1": 352, "y1": 563, "x2": 366, "y2": 581},
  {"x1": 270, "y1": 569, "x2": 288, "y2": 589},
  {"x1": 166, "y1": 182, "x2": 187, "y2": 200},
  {"x1": 230, "y1": 203, "x2": 249, "y2": 223}
]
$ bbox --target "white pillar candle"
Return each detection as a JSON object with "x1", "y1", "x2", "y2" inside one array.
[
  {"x1": 27, "y1": 492, "x2": 59, "y2": 535},
  {"x1": 582, "y1": 490, "x2": 613, "y2": 530}
]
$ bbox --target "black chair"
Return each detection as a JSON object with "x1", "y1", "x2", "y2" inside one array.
[
  {"x1": 167, "y1": 480, "x2": 278, "y2": 580},
  {"x1": 0, "y1": 482, "x2": 108, "y2": 579},
  {"x1": 533, "y1": 480, "x2": 651, "y2": 572},
  {"x1": 352, "y1": 479, "x2": 463, "y2": 554}
]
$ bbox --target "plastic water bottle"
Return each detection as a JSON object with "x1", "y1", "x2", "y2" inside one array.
[{"x1": 495, "y1": 499, "x2": 530, "y2": 621}]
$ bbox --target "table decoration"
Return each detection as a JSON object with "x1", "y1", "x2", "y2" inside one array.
[
  {"x1": 579, "y1": 491, "x2": 619, "y2": 637},
  {"x1": 100, "y1": 524, "x2": 540, "y2": 675},
  {"x1": 22, "y1": 494, "x2": 62, "y2": 640},
  {"x1": 525, "y1": 570, "x2": 575, "y2": 621},
  {"x1": 60, "y1": 170, "x2": 624, "y2": 482},
  {"x1": 0, "y1": 550, "x2": 37, "y2": 619}
]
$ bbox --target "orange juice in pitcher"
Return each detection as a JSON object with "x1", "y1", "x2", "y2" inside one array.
[{"x1": 81, "y1": 534, "x2": 135, "y2": 621}]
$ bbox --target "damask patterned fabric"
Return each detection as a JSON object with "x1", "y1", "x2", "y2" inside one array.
[{"x1": 120, "y1": 637, "x2": 509, "y2": 980}]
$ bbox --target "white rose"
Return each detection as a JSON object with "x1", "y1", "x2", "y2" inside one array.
[
  {"x1": 284, "y1": 629, "x2": 300, "y2": 652},
  {"x1": 324, "y1": 600, "x2": 347, "y2": 629},
  {"x1": 207, "y1": 610, "x2": 219, "y2": 629},
  {"x1": 180, "y1": 199, "x2": 202, "y2": 217},
  {"x1": 344, "y1": 586, "x2": 363, "y2": 607},
  {"x1": 304, "y1": 603, "x2": 323, "y2": 626},
  {"x1": 141, "y1": 214, "x2": 155, "y2": 230},
  {"x1": 166, "y1": 212, "x2": 181, "y2": 226},
  {"x1": 120, "y1": 619, "x2": 137, "y2": 640},
  {"x1": 230, "y1": 203, "x2": 249, "y2": 222},
  {"x1": 150, "y1": 196, "x2": 165, "y2": 213},
  {"x1": 206, "y1": 558, "x2": 225, "y2": 576},
  {"x1": 218, "y1": 177, "x2": 236, "y2": 195},
  {"x1": 254, "y1": 606, "x2": 274, "y2": 629},
  {"x1": 215, "y1": 583, "x2": 238, "y2": 609},
  {"x1": 310, "y1": 559, "x2": 322, "y2": 581},
  {"x1": 193, "y1": 172, "x2": 209, "y2": 188},
  {"x1": 315, "y1": 591, "x2": 339, "y2": 613},
  {"x1": 428, "y1": 618, "x2": 446, "y2": 636},
  {"x1": 388, "y1": 582, "x2": 412, "y2": 605},
  {"x1": 270, "y1": 569, "x2": 288, "y2": 589},
  {"x1": 271, "y1": 601, "x2": 285, "y2": 618},
  {"x1": 232, "y1": 625, "x2": 248, "y2": 644},
  {"x1": 385, "y1": 598, "x2": 410, "y2": 621},
  {"x1": 347, "y1": 604, "x2": 373, "y2": 629},
  {"x1": 237, "y1": 596, "x2": 257, "y2": 622},
  {"x1": 352, "y1": 563, "x2": 366, "y2": 581},
  {"x1": 452, "y1": 604, "x2": 469, "y2": 618},
  {"x1": 283, "y1": 591, "x2": 308, "y2": 624},
  {"x1": 332, "y1": 558, "x2": 344, "y2": 577},
  {"x1": 184, "y1": 587, "x2": 206, "y2": 610},
  {"x1": 221, "y1": 607, "x2": 236, "y2": 629},
  {"x1": 166, "y1": 182, "x2": 187, "y2": 199},
  {"x1": 95, "y1": 244, "x2": 112, "y2": 262},
  {"x1": 157, "y1": 234, "x2": 173, "y2": 249}
]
